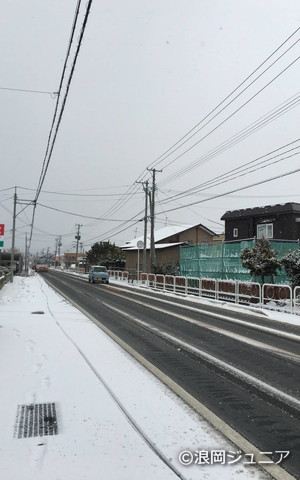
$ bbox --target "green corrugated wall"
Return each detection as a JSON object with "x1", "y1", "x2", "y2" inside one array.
[{"x1": 180, "y1": 240, "x2": 299, "y2": 283}]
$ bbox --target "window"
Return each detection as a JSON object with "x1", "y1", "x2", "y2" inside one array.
[
  {"x1": 233, "y1": 228, "x2": 238, "y2": 238},
  {"x1": 257, "y1": 223, "x2": 273, "y2": 239}
]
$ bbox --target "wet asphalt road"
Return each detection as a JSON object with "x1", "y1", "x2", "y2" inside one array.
[{"x1": 43, "y1": 270, "x2": 300, "y2": 478}]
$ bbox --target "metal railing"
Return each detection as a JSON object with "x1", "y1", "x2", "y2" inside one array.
[
  {"x1": 109, "y1": 271, "x2": 300, "y2": 315},
  {"x1": 108, "y1": 270, "x2": 129, "y2": 281}
]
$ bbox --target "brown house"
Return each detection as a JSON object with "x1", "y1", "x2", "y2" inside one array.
[{"x1": 122, "y1": 224, "x2": 216, "y2": 274}]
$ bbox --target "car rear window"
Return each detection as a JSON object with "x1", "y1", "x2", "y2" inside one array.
[{"x1": 93, "y1": 267, "x2": 107, "y2": 272}]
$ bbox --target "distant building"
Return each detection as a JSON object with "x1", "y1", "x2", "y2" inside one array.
[
  {"x1": 63, "y1": 252, "x2": 87, "y2": 269},
  {"x1": 122, "y1": 224, "x2": 217, "y2": 274},
  {"x1": 221, "y1": 203, "x2": 300, "y2": 241}
]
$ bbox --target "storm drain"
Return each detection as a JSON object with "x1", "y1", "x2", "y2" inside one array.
[
  {"x1": 31, "y1": 311, "x2": 45, "y2": 314},
  {"x1": 14, "y1": 403, "x2": 59, "y2": 438}
]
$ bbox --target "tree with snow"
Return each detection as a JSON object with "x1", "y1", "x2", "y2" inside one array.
[
  {"x1": 240, "y1": 238, "x2": 281, "y2": 284},
  {"x1": 281, "y1": 249, "x2": 300, "y2": 289}
]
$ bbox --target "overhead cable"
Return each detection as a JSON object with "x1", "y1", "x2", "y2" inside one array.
[
  {"x1": 158, "y1": 165, "x2": 300, "y2": 215},
  {"x1": 96, "y1": 27, "x2": 300, "y2": 226},
  {"x1": 159, "y1": 92, "x2": 300, "y2": 187},
  {"x1": 158, "y1": 140, "x2": 300, "y2": 205},
  {"x1": 146, "y1": 27, "x2": 300, "y2": 171},
  {"x1": 28, "y1": 0, "x2": 93, "y2": 250}
]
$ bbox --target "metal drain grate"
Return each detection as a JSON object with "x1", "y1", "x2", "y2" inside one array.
[{"x1": 14, "y1": 403, "x2": 59, "y2": 439}]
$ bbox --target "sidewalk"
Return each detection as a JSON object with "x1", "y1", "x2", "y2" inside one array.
[{"x1": 0, "y1": 274, "x2": 273, "y2": 480}]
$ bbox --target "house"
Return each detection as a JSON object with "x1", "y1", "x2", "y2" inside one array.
[
  {"x1": 63, "y1": 252, "x2": 87, "y2": 269},
  {"x1": 221, "y1": 203, "x2": 300, "y2": 242},
  {"x1": 122, "y1": 223, "x2": 216, "y2": 274}
]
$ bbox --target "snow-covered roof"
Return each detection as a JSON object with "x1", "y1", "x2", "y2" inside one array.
[
  {"x1": 221, "y1": 202, "x2": 300, "y2": 220},
  {"x1": 121, "y1": 224, "x2": 215, "y2": 250}
]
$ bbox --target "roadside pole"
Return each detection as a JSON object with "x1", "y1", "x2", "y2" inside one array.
[
  {"x1": 137, "y1": 240, "x2": 144, "y2": 284},
  {"x1": 10, "y1": 187, "x2": 17, "y2": 282}
]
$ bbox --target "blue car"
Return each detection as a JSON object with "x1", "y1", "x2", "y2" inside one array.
[{"x1": 88, "y1": 265, "x2": 109, "y2": 284}]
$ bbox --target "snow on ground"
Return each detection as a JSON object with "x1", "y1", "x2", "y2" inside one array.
[{"x1": 0, "y1": 274, "x2": 277, "y2": 480}]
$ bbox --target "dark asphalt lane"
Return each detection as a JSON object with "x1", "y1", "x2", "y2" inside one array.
[{"x1": 42, "y1": 270, "x2": 300, "y2": 478}]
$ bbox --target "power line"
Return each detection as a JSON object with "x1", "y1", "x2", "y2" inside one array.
[
  {"x1": 146, "y1": 27, "x2": 300, "y2": 172},
  {"x1": 157, "y1": 53, "x2": 300, "y2": 176},
  {"x1": 94, "y1": 27, "x2": 300, "y2": 227},
  {"x1": 0, "y1": 86, "x2": 57, "y2": 96},
  {"x1": 28, "y1": 0, "x2": 93, "y2": 251},
  {"x1": 35, "y1": 0, "x2": 84, "y2": 200},
  {"x1": 18, "y1": 187, "x2": 143, "y2": 198},
  {"x1": 37, "y1": 202, "x2": 129, "y2": 221},
  {"x1": 83, "y1": 218, "x2": 142, "y2": 247},
  {"x1": 159, "y1": 92, "x2": 300, "y2": 187},
  {"x1": 157, "y1": 190, "x2": 224, "y2": 227},
  {"x1": 158, "y1": 140, "x2": 300, "y2": 205},
  {"x1": 158, "y1": 165, "x2": 300, "y2": 215}
]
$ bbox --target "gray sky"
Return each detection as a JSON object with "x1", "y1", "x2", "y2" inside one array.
[{"x1": 1, "y1": 0, "x2": 300, "y2": 255}]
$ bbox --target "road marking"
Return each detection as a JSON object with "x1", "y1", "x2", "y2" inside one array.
[
  {"x1": 103, "y1": 301, "x2": 300, "y2": 414},
  {"x1": 103, "y1": 284, "x2": 300, "y2": 342},
  {"x1": 44, "y1": 275, "x2": 295, "y2": 480},
  {"x1": 101, "y1": 289, "x2": 300, "y2": 362}
]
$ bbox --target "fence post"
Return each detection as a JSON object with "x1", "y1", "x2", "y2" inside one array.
[{"x1": 235, "y1": 280, "x2": 239, "y2": 304}]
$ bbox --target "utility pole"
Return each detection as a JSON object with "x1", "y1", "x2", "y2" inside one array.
[
  {"x1": 46, "y1": 247, "x2": 50, "y2": 265},
  {"x1": 147, "y1": 168, "x2": 162, "y2": 272},
  {"x1": 75, "y1": 224, "x2": 82, "y2": 272},
  {"x1": 57, "y1": 236, "x2": 62, "y2": 267},
  {"x1": 143, "y1": 180, "x2": 149, "y2": 273},
  {"x1": 10, "y1": 187, "x2": 17, "y2": 282},
  {"x1": 54, "y1": 238, "x2": 58, "y2": 269},
  {"x1": 24, "y1": 233, "x2": 28, "y2": 276},
  {"x1": 136, "y1": 180, "x2": 149, "y2": 273}
]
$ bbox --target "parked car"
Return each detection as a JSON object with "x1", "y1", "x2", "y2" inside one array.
[
  {"x1": 88, "y1": 265, "x2": 109, "y2": 284},
  {"x1": 35, "y1": 264, "x2": 49, "y2": 272}
]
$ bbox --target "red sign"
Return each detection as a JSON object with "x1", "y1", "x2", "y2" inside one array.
[{"x1": 0, "y1": 224, "x2": 4, "y2": 236}]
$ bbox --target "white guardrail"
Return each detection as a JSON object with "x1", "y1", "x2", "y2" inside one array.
[{"x1": 109, "y1": 270, "x2": 300, "y2": 315}]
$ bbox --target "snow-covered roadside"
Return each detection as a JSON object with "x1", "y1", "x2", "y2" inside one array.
[{"x1": 0, "y1": 276, "x2": 274, "y2": 479}]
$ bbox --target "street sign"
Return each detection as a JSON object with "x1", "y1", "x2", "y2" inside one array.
[
  {"x1": 0, "y1": 241, "x2": 3, "y2": 247},
  {"x1": 0, "y1": 224, "x2": 4, "y2": 236},
  {"x1": 137, "y1": 240, "x2": 144, "y2": 249}
]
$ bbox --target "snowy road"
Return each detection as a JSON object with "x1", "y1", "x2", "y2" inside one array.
[
  {"x1": 1, "y1": 274, "x2": 283, "y2": 480},
  {"x1": 43, "y1": 269, "x2": 300, "y2": 479}
]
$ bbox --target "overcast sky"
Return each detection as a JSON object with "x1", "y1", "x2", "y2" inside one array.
[{"x1": 1, "y1": 0, "x2": 300, "y2": 255}]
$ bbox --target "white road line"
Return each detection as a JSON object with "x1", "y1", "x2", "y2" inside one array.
[
  {"x1": 108, "y1": 284, "x2": 300, "y2": 342},
  {"x1": 44, "y1": 274, "x2": 297, "y2": 480},
  {"x1": 104, "y1": 289, "x2": 300, "y2": 362},
  {"x1": 103, "y1": 301, "x2": 300, "y2": 413}
]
